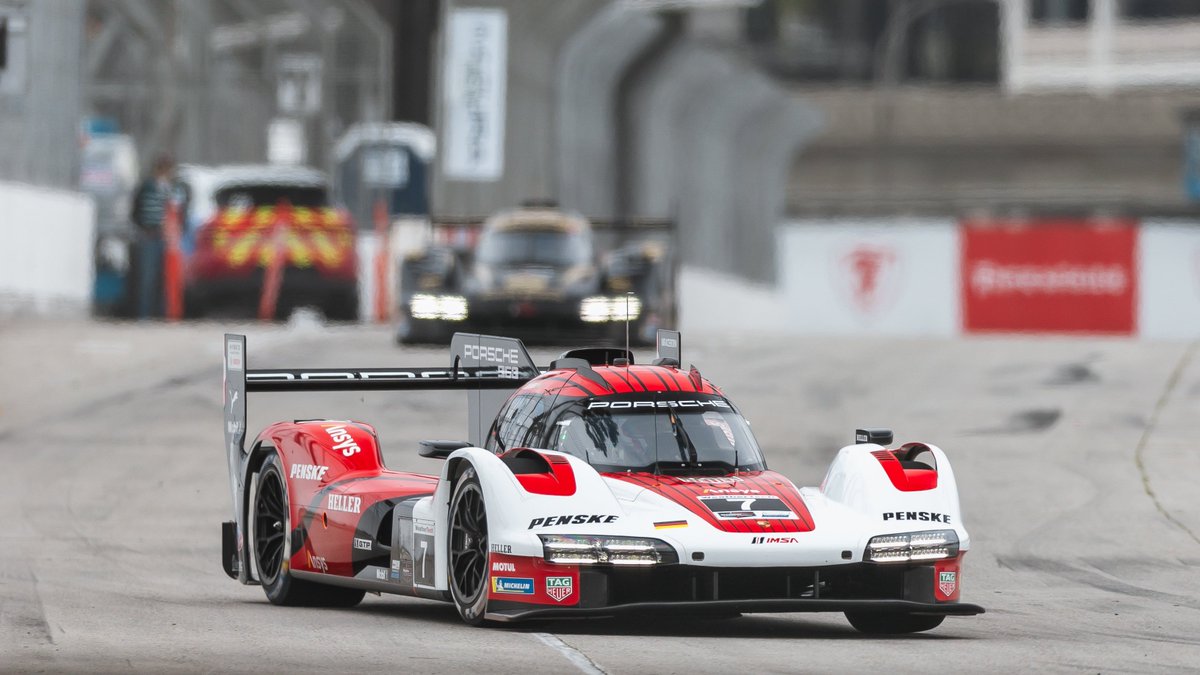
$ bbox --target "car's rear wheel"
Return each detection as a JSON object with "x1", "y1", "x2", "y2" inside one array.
[
  {"x1": 253, "y1": 454, "x2": 364, "y2": 607},
  {"x1": 448, "y1": 467, "x2": 489, "y2": 625},
  {"x1": 844, "y1": 611, "x2": 945, "y2": 634}
]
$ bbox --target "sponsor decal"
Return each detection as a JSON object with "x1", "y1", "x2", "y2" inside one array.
[
  {"x1": 414, "y1": 519, "x2": 436, "y2": 536},
  {"x1": 353, "y1": 537, "x2": 373, "y2": 551},
  {"x1": 939, "y1": 570, "x2": 957, "y2": 596},
  {"x1": 390, "y1": 559, "x2": 401, "y2": 579},
  {"x1": 751, "y1": 536, "x2": 799, "y2": 544},
  {"x1": 492, "y1": 561, "x2": 516, "y2": 572},
  {"x1": 839, "y1": 244, "x2": 899, "y2": 314},
  {"x1": 376, "y1": 568, "x2": 387, "y2": 581},
  {"x1": 290, "y1": 463, "x2": 330, "y2": 481},
  {"x1": 702, "y1": 487, "x2": 761, "y2": 494},
  {"x1": 545, "y1": 576, "x2": 574, "y2": 603},
  {"x1": 490, "y1": 577, "x2": 535, "y2": 595},
  {"x1": 227, "y1": 389, "x2": 239, "y2": 414},
  {"x1": 490, "y1": 543, "x2": 512, "y2": 554},
  {"x1": 326, "y1": 494, "x2": 362, "y2": 514},
  {"x1": 306, "y1": 552, "x2": 328, "y2": 573},
  {"x1": 528, "y1": 514, "x2": 618, "y2": 529},
  {"x1": 653, "y1": 520, "x2": 688, "y2": 530},
  {"x1": 698, "y1": 496, "x2": 795, "y2": 521},
  {"x1": 660, "y1": 337, "x2": 678, "y2": 348},
  {"x1": 463, "y1": 344, "x2": 519, "y2": 365},
  {"x1": 882, "y1": 511, "x2": 950, "y2": 523},
  {"x1": 961, "y1": 222, "x2": 1136, "y2": 334},
  {"x1": 226, "y1": 339, "x2": 243, "y2": 371},
  {"x1": 677, "y1": 476, "x2": 743, "y2": 485},
  {"x1": 324, "y1": 425, "x2": 362, "y2": 457},
  {"x1": 587, "y1": 399, "x2": 731, "y2": 410}
]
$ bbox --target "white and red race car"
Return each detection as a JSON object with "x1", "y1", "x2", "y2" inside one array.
[{"x1": 220, "y1": 331, "x2": 983, "y2": 633}]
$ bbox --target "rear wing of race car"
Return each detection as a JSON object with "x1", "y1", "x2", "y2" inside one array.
[
  {"x1": 223, "y1": 332, "x2": 538, "y2": 460},
  {"x1": 220, "y1": 331, "x2": 539, "y2": 583}
]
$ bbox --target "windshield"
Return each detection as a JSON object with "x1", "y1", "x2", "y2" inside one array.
[
  {"x1": 477, "y1": 229, "x2": 592, "y2": 266},
  {"x1": 551, "y1": 402, "x2": 766, "y2": 474},
  {"x1": 214, "y1": 184, "x2": 329, "y2": 210}
]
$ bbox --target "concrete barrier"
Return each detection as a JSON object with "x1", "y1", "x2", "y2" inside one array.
[
  {"x1": 697, "y1": 217, "x2": 1200, "y2": 340},
  {"x1": 0, "y1": 181, "x2": 96, "y2": 316}
]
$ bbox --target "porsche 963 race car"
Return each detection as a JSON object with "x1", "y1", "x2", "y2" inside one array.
[
  {"x1": 395, "y1": 203, "x2": 675, "y2": 345},
  {"x1": 220, "y1": 331, "x2": 983, "y2": 632}
]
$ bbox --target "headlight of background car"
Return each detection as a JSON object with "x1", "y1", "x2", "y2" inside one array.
[
  {"x1": 410, "y1": 294, "x2": 469, "y2": 321},
  {"x1": 580, "y1": 296, "x2": 641, "y2": 323},
  {"x1": 540, "y1": 534, "x2": 678, "y2": 565},
  {"x1": 865, "y1": 529, "x2": 959, "y2": 563}
]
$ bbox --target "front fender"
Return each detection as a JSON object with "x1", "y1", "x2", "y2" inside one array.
[
  {"x1": 414, "y1": 448, "x2": 627, "y2": 592},
  {"x1": 820, "y1": 443, "x2": 970, "y2": 549}
]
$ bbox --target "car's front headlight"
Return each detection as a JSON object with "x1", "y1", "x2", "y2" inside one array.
[
  {"x1": 410, "y1": 294, "x2": 468, "y2": 321},
  {"x1": 865, "y1": 529, "x2": 959, "y2": 563},
  {"x1": 539, "y1": 534, "x2": 678, "y2": 565},
  {"x1": 579, "y1": 295, "x2": 641, "y2": 323}
]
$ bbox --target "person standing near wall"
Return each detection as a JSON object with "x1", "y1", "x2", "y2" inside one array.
[{"x1": 129, "y1": 155, "x2": 178, "y2": 319}]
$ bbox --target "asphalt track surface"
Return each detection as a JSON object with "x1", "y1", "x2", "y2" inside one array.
[{"x1": 2, "y1": 317, "x2": 1198, "y2": 673}]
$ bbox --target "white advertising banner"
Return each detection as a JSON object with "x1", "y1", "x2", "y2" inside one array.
[
  {"x1": 1139, "y1": 221, "x2": 1200, "y2": 339},
  {"x1": 779, "y1": 219, "x2": 960, "y2": 336},
  {"x1": 441, "y1": 8, "x2": 508, "y2": 182}
]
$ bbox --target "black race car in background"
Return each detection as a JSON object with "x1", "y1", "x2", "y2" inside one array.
[{"x1": 396, "y1": 203, "x2": 676, "y2": 345}]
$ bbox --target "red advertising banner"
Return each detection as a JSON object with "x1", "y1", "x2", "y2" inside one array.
[{"x1": 961, "y1": 220, "x2": 1137, "y2": 334}]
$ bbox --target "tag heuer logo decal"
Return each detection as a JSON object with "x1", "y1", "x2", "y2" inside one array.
[
  {"x1": 939, "y1": 571, "x2": 957, "y2": 596},
  {"x1": 546, "y1": 576, "x2": 573, "y2": 602}
]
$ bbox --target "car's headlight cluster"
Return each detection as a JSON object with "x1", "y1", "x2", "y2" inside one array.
[
  {"x1": 866, "y1": 529, "x2": 959, "y2": 563},
  {"x1": 410, "y1": 294, "x2": 468, "y2": 321},
  {"x1": 540, "y1": 534, "x2": 678, "y2": 565},
  {"x1": 580, "y1": 296, "x2": 641, "y2": 323}
]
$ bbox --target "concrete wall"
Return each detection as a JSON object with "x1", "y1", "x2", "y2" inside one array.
[
  {"x1": 0, "y1": 1, "x2": 85, "y2": 189},
  {"x1": 0, "y1": 181, "x2": 96, "y2": 316}
]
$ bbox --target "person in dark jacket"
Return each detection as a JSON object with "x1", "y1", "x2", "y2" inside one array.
[{"x1": 130, "y1": 155, "x2": 178, "y2": 318}]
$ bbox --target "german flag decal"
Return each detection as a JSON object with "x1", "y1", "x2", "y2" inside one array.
[{"x1": 654, "y1": 520, "x2": 688, "y2": 530}]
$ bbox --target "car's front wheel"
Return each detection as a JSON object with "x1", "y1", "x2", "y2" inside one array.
[
  {"x1": 448, "y1": 466, "x2": 489, "y2": 625},
  {"x1": 253, "y1": 453, "x2": 364, "y2": 607},
  {"x1": 844, "y1": 611, "x2": 946, "y2": 634}
]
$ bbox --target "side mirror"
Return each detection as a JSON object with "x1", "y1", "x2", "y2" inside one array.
[
  {"x1": 419, "y1": 439, "x2": 471, "y2": 459},
  {"x1": 854, "y1": 428, "x2": 893, "y2": 446}
]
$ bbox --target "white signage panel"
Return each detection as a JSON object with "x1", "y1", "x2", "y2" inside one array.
[
  {"x1": 441, "y1": 8, "x2": 507, "y2": 182},
  {"x1": 1139, "y1": 221, "x2": 1200, "y2": 339},
  {"x1": 779, "y1": 219, "x2": 960, "y2": 336}
]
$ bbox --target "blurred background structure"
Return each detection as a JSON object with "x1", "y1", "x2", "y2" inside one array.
[{"x1": 3, "y1": 0, "x2": 1200, "y2": 335}]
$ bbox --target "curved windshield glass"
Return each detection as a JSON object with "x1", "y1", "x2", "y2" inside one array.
[
  {"x1": 477, "y1": 230, "x2": 592, "y2": 266},
  {"x1": 551, "y1": 401, "x2": 766, "y2": 474}
]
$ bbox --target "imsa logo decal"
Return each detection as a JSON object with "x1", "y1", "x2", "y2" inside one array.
[{"x1": 545, "y1": 576, "x2": 574, "y2": 602}]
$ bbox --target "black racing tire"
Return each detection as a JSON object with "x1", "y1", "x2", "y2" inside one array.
[
  {"x1": 448, "y1": 466, "x2": 490, "y2": 625},
  {"x1": 253, "y1": 454, "x2": 365, "y2": 608},
  {"x1": 844, "y1": 612, "x2": 946, "y2": 634}
]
